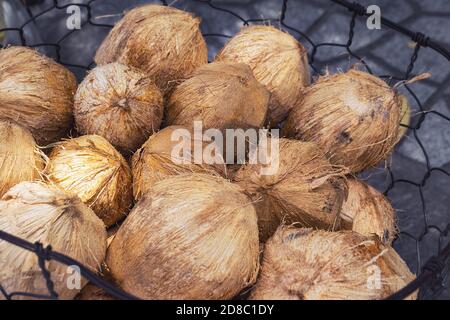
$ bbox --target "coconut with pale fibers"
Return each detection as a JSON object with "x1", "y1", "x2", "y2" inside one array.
[
  {"x1": 165, "y1": 62, "x2": 269, "y2": 132},
  {"x1": 0, "y1": 46, "x2": 77, "y2": 145},
  {"x1": 95, "y1": 4, "x2": 207, "y2": 95},
  {"x1": 250, "y1": 226, "x2": 416, "y2": 300},
  {"x1": 216, "y1": 25, "x2": 310, "y2": 126},
  {"x1": 0, "y1": 182, "x2": 107, "y2": 300},
  {"x1": 46, "y1": 135, "x2": 133, "y2": 227},
  {"x1": 132, "y1": 125, "x2": 226, "y2": 201},
  {"x1": 234, "y1": 137, "x2": 348, "y2": 242},
  {"x1": 107, "y1": 173, "x2": 260, "y2": 300},
  {"x1": 74, "y1": 62, "x2": 163, "y2": 154},
  {"x1": 282, "y1": 69, "x2": 401, "y2": 173},
  {"x1": 0, "y1": 120, "x2": 45, "y2": 198}
]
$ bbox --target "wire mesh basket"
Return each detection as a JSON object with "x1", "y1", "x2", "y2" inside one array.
[{"x1": 0, "y1": 0, "x2": 449, "y2": 300}]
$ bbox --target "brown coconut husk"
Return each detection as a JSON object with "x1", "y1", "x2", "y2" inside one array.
[
  {"x1": 106, "y1": 173, "x2": 260, "y2": 300},
  {"x1": 0, "y1": 46, "x2": 77, "y2": 145},
  {"x1": 0, "y1": 120, "x2": 45, "y2": 198},
  {"x1": 234, "y1": 137, "x2": 348, "y2": 242},
  {"x1": 250, "y1": 226, "x2": 416, "y2": 300},
  {"x1": 340, "y1": 178, "x2": 397, "y2": 245},
  {"x1": 165, "y1": 62, "x2": 270, "y2": 132},
  {"x1": 282, "y1": 69, "x2": 402, "y2": 173},
  {"x1": 75, "y1": 283, "x2": 116, "y2": 300},
  {"x1": 216, "y1": 25, "x2": 310, "y2": 126},
  {"x1": 132, "y1": 125, "x2": 226, "y2": 201},
  {"x1": 45, "y1": 135, "x2": 133, "y2": 227},
  {"x1": 0, "y1": 182, "x2": 107, "y2": 300},
  {"x1": 95, "y1": 4, "x2": 207, "y2": 95},
  {"x1": 74, "y1": 62, "x2": 164, "y2": 155}
]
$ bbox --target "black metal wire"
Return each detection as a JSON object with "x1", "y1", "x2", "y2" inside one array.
[
  {"x1": 0, "y1": 0, "x2": 449, "y2": 300},
  {"x1": 387, "y1": 243, "x2": 450, "y2": 300},
  {"x1": 0, "y1": 230, "x2": 139, "y2": 300},
  {"x1": 330, "y1": 0, "x2": 450, "y2": 61}
]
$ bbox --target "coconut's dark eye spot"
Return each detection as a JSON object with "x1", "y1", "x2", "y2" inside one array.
[
  {"x1": 338, "y1": 131, "x2": 352, "y2": 143},
  {"x1": 238, "y1": 76, "x2": 248, "y2": 86}
]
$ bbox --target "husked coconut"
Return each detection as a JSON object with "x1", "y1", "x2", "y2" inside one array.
[
  {"x1": 340, "y1": 178, "x2": 397, "y2": 245},
  {"x1": 0, "y1": 46, "x2": 77, "y2": 145},
  {"x1": 282, "y1": 69, "x2": 402, "y2": 172},
  {"x1": 216, "y1": 25, "x2": 310, "y2": 126},
  {"x1": 250, "y1": 226, "x2": 416, "y2": 300},
  {"x1": 46, "y1": 135, "x2": 133, "y2": 227},
  {"x1": 0, "y1": 120, "x2": 45, "y2": 198},
  {"x1": 74, "y1": 62, "x2": 164, "y2": 154},
  {"x1": 0, "y1": 182, "x2": 107, "y2": 300},
  {"x1": 107, "y1": 174, "x2": 260, "y2": 299},
  {"x1": 165, "y1": 62, "x2": 270, "y2": 132},
  {"x1": 95, "y1": 4, "x2": 207, "y2": 94},
  {"x1": 132, "y1": 125, "x2": 226, "y2": 201},
  {"x1": 234, "y1": 137, "x2": 348, "y2": 242}
]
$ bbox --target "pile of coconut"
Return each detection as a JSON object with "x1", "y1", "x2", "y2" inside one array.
[{"x1": 0, "y1": 4, "x2": 425, "y2": 300}]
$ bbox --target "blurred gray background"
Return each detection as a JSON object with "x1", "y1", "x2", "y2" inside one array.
[{"x1": 1, "y1": 0, "x2": 449, "y2": 299}]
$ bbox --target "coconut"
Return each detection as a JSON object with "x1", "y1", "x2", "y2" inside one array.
[
  {"x1": 107, "y1": 173, "x2": 260, "y2": 299},
  {"x1": 0, "y1": 182, "x2": 107, "y2": 300},
  {"x1": 95, "y1": 4, "x2": 207, "y2": 95},
  {"x1": 234, "y1": 137, "x2": 348, "y2": 242},
  {"x1": 0, "y1": 46, "x2": 77, "y2": 145},
  {"x1": 165, "y1": 62, "x2": 270, "y2": 132},
  {"x1": 398, "y1": 94, "x2": 411, "y2": 139},
  {"x1": 250, "y1": 226, "x2": 416, "y2": 300},
  {"x1": 282, "y1": 69, "x2": 402, "y2": 173},
  {"x1": 74, "y1": 62, "x2": 164, "y2": 154},
  {"x1": 75, "y1": 283, "x2": 116, "y2": 300},
  {"x1": 45, "y1": 135, "x2": 133, "y2": 227},
  {"x1": 132, "y1": 125, "x2": 226, "y2": 201},
  {"x1": 340, "y1": 178, "x2": 397, "y2": 245},
  {"x1": 0, "y1": 120, "x2": 45, "y2": 198},
  {"x1": 216, "y1": 25, "x2": 310, "y2": 126}
]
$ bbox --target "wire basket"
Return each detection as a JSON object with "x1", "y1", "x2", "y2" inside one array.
[{"x1": 0, "y1": 0, "x2": 449, "y2": 300}]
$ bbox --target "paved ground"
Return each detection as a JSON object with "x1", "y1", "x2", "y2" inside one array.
[{"x1": 1, "y1": 0, "x2": 449, "y2": 299}]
